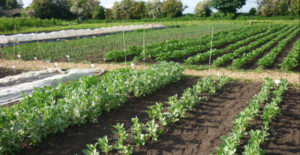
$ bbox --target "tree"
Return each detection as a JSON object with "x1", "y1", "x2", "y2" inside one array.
[
  {"x1": 131, "y1": 1, "x2": 146, "y2": 19},
  {"x1": 162, "y1": 0, "x2": 183, "y2": 17},
  {"x1": 195, "y1": 0, "x2": 212, "y2": 17},
  {"x1": 30, "y1": 0, "x2": 73, "y2": 19},
  {"x1": 145, "y1": 0, "x2": 163, "y2": 19},
  {"x1": 92, "y1": 5, "x2": 105, "y2": 19},
  {"x1": 104, "y1": 8, "x2": 113, "y2": 19},
  {"x1": 70, "y1": 0, "x2": 101, "y2": 19},
  {"x1": 249, "y1": 7, "x2": 257, "y2": 15},
  {"x1": 0, "y1": 0, "x2": 23, "y2": 10},
  {"x1": 290, "y1": 0, "x2": 300, "y2": 16},
  {"x1": 111, "y1": 0, "x2": 146, "y2": 19},
  {"x1": 211, "y1": 0, "x2": 246, "y2": 14}
]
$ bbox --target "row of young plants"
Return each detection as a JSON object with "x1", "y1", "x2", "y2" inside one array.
[
  {"x1": 279, "y1": 39, "x2": 300, "y2": 71},
  {"x1": 153, "y1": 26, "x2": 268, "y2": 61},
  {"x1": 243, "y1": 79, "x2": 289, "y2": 155},
  {"x1": 82, "y1": 76, "x2": 232, "y2": 155},
  {"x1": 230, "y1": 26, "x2": 298, "y2": 69},
  {"x1": 0, "y1": 62, "x2": 183, "y2": 154},
  {"x1": 104, "y1": 26, "x2": 267, "y2": 62},
  {"x1": 212, "y1": 25, "x2": 293, "y2": 67},
  {"x1": 103, "y1": 27, "x2": 242, "y2": 62},
  {"x1": 257, "y1": 28, "x2": 300, "y2": 68},
  {"x1": 184, "y1": 26, "x2": 283, "y2": 65},
  {"x1": 215, "y1": 77, "x2": 275, "y2": 155}
]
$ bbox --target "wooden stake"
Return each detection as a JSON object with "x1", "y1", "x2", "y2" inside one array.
[{"x1": 209, "y1": 27, "x2": 214, "y2": 70}]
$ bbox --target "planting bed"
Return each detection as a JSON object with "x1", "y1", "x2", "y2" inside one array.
[
  {"x1": 134, "y1": 81, "x2": 261, "y2": 155},
  {"x1": 18, "y1": 79, "x2": 264, "y2": 155},
  {"x1": 18, "y1": 76, "x2": 200, "y2": 155},
  {"x1": 261, "y1": 88, "x2": 300, "y2": 155}
]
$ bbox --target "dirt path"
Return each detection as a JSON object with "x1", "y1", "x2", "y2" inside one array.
[
  {"x1": 261, "y1": 88, "x2": 300, "y2": 155},
  {"x1": 18, "y1": 76, "x2": 199, "y2": 155},
  {"x1": 0, "y1": 59, "x2": 299, "y2": 84},
  {"x1": 134, "y1": 82, "x2": 261, "y2": 155}
]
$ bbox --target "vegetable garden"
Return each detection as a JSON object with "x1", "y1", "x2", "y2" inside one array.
[{"x1": 0, "y1": 21, "x2": 299, "y2": 155}]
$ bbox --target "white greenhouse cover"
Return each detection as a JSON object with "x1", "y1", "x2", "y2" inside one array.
[
  {"x1": 0, "y1": 68, "x2": 104, "y2": 105},
  {"x1": 0, "y1": 24, "x2": 165, "y2": 45}
]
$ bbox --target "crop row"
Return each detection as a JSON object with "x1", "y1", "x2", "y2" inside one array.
[
  {"x1": 104, "y1": 27, "x2": 246, "y2": 61},
  {"x1": 83, "y1": 76, "x2": 232, "y2": 155},
  {"x1": 212, "y1": 25, "x2": 293, "y2": 67},
  {"x1": 184, "y1": 26, "x2": 283, "y2": 65},
  {"x1": 257, "y1": 28, "x2": 299, "y2": 68},
  {"x1": 151, "y1": 26, "x2": 267, "y2": 61},
  {"x1": 243, "y1": 79, "x2": 288, "y2": 155},
  {"x1": 104, "y1": 26, "x2": 268, "y2": 62},
  {"x1": 216, "y1": 78, "x2": 274, "y2": 154},
  {"x1": 0, "y1": 62, "x2": 183, "y2": 154},
  {"x1": 230, "y1": 26, "x2": 297, "y2": 68},
  {"x1": 279, "y1": 39, "x2": 300, "y2": 71}
]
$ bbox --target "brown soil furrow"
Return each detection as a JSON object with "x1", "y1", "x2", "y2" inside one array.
[
  {"x1": 18, "y1": 76, "x2": 199, "y2": 155},
  {"x1": 273, "y1": 33, "x2": 300, "y2": 69},
  {"x1": 261, "y1": 88, "x2": 300, "y2": 155},
  {"x1": 134, "y1": 82, "x2": 261, "y2": 155}
]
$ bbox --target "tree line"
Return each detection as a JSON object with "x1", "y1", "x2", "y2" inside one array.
[
  {"x1": 195, "y1": 0, "x2": 299, "y2": 17},
  {"x1": 1, "y1": 0, "x2": 299, "y2": 20}
]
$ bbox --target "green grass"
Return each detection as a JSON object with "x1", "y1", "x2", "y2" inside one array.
[{"x1": 0, "y1": 22, "x2": 246, "y2": 63}]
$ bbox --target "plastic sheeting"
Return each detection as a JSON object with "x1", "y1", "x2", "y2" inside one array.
[
  {"x1": 0, "y1": 24, "x2": 165, "y2": 45},
  {"x1": 0, "y1": 68, "x2": 104, "y2": 105}
]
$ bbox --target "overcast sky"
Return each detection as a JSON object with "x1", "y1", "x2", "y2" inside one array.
[{"x1": 22, "y1": 0, "x2": 258, "y2": 13}]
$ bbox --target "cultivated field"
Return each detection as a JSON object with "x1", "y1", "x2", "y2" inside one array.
[{"x1": 0, "y1": 20, "x2": 299, "y2": 155}]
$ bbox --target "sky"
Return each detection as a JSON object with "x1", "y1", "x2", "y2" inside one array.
[{"x1": 22, "y1": 0, "x2": 258, "y2": 13}]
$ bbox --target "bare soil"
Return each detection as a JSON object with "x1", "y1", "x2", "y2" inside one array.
[
  {"x1": 18, "y1": 76, "x2": 200, "y2": 155},
  {"x1": 261, "y1": 88, "x2": 300, "y2": 155},
  {"x1": 134, "y1": 82, "x2": 261, "y2": 155}
]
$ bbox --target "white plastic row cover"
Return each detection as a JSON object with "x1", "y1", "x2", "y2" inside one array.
[{"x1": 0, "y1": 24, "x2": 165, "y2": 44}]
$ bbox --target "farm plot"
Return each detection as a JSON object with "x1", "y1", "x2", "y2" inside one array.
[
  {"x1": 0, "y1": 62, "x2": 297, "y2": 155},
  {"x1": 0, "y1": 62, "x2": 183, "y2": 154},
  {"x1": 0, "y1": 24, "x2": 244, "y2": 63},
  {"x1": 103, "y1": 24, "x2": 299, "y2": 72}
]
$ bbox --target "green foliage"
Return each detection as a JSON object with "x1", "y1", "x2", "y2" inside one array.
[
  {"x1": 249, "y1": 8, "x2": 257, "y2": 16},
  {"x1": 260, "y1": 0, "x2": 300, "y2": 16},
  {"x1": 195, "y1": 0, "x2": 212, "y2": 17},
  {"x1": 258, "y1": 28, "x2": 299, "y2": 68},
  {"x1": 29, "y1": 0, "x2": 73, "y2": 19},
  {"x1": 213, "y1": 25, "x2": 286, "y2": 67},
  {"x1": 242, "y1": 79, "x2": 288, "y2": 155},
  {"x1": 146, "y1": 0, "x2": 163, "y2": 19},
  {"x1": 0, "y1": 17, "x2": 62, "y2": 32},
  {"x1": 111, "y1": 0, "x2": 147, "y2": 19},
  {"x1": 0, "y1": 0, "x2": 22, "y2": 9},
  {"x1": 280, "y1": 39, "x2": 300, "y2": 71},
  {"x1": 211, "y1": 0, "x2": 246, "y2": 14},
  {"x1": 161, "y1": 0, "x2": 183, "y2": 18},
  {"x1": 216, "y1": 78, "x2": 274, "y2": 155},
  {"x1": 83, "y1": 75, "x2": 232, "y2": 155},
  {"x1": 184, "y1": 26, "x2": 268, "y2": 65},
  {"x1": 0, "y1": 62, "x2": 183, "y2": 154},
  {"x1": 231, "y1": 25, "x2": 297, "y2": 69}
]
